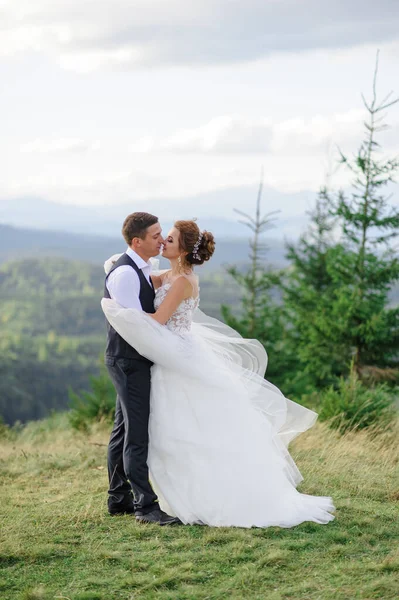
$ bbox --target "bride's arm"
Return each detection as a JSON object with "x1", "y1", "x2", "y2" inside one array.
[{"x1": 148, "y1": 277, "x2": 192, "y2": 325}]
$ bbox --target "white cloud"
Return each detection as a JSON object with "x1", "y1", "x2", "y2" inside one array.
[
  {"x1": 129, "y1": 109, "x2": 387, "y2": 156},
  {"x1": 1, "y1": 0, "x2": 398, "y2": 71},
  {"x1": 4, "y1": 108, "x2": 398, "y2": 207},
  {"x1": 21, "y1": 110, "x2": 398, "y2": 160},
  {"x1": 141, "y1": 116, "x2": 273, "y2": 154},
  {"x1": 20, "y1": 138, "x2": 95, "y2": 153},
  {"x1": 270, "y1": 110, "x2": 367, "y2": 153}
]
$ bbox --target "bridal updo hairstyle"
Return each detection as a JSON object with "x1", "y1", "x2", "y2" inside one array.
[{"x1": 174, "y1": 220, "x2": 216, "y2": 266}]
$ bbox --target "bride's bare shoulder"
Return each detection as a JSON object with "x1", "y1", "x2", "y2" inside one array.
[{"x1": 179, "y1": 272, "x2": 199, "y2": 297}]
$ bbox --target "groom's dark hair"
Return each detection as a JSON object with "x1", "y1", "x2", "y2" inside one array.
[{"x1": 122, "y1": 212, "x2": 159, "y2": 244}]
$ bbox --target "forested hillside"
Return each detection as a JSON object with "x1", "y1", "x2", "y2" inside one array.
[{"x1": 0, "y1": 257, "x2": 240, "y2": 424}]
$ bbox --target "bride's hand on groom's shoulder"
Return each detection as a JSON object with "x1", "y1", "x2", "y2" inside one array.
[{"x1": 104, "y1": 253, "x2": 123, "y2": 274}]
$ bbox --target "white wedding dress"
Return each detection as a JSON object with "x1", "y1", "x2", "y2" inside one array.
[{"x1": 101, "y1": 267, "x2": 335, "y2": 528}]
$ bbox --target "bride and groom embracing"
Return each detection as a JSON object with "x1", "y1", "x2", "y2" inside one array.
[{"x1": 101, "y1": 211, "x2": 335, "y2": 528}]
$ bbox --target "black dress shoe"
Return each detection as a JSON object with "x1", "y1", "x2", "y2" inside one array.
[
  {"x1": 136, "y1": 508, "x2": 182, "y2": 526},
  {"x1": 108, "y1": 504, "x2": 135, "y2": 516}
]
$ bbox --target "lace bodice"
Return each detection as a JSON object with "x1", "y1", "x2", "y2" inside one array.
[{"x1": 154, "y1": 282, "x2": 199, "y2": 333}]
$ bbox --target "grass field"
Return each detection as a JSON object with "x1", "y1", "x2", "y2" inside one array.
[{"x1": 0, "y1": 413, "x2": 398, "y2": 600}]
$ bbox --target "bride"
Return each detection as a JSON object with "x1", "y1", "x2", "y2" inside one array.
[{"x1": 102, "y1": 219, "x2": 335, "y2": 528}]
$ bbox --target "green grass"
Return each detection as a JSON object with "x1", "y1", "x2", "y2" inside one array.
[{"x1": 1, "y1": 412, "x2": 398, "y2": 600}]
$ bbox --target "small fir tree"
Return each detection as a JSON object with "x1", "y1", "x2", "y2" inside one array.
[
  {"x1": 221, "y1": 173, "x2": 295, "y2": 388},
  {"x1": 280, "y1": 55, "x2": 399, "y2": 389},
  {"x1": 327, "y1": 53, "x2": 399, "y2": 380},
  {"x1": 281, "y1": 187, "x2": 343, "y2": 390}
]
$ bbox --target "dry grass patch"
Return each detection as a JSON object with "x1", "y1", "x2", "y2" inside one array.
[{"x1": 0, "y1": 413, "x2": 398, "y2": 600}]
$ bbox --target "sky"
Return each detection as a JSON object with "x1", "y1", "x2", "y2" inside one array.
[{"x1": 0, "y1": 0, "x2": 398, "y2": 228}]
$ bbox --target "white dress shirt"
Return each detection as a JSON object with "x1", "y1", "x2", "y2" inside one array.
[{"x1": 106, "y1": 247, "x2": 153, "y2": 311}]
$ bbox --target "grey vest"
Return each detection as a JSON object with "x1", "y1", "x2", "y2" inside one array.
[{"x1": 103, "y1": 253, "x2": 155, "y2": 362}]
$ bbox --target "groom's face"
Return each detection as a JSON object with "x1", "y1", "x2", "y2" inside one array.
[{"x1": 135, "y1": 222, "x2": 164, "y2": 258}]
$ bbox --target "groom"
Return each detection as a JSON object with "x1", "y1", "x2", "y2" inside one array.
[{"x1": 103, "y1": 212, "x2": 179, "y2": 525}]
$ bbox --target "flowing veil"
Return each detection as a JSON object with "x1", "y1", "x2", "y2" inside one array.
[{"x1": 190, "y1": 309, "x2": 318, "y2": 448}]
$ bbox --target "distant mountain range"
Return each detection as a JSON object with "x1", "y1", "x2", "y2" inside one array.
[
  {"x1": 0, "y1": 186, "x2": 313, "y2": 239},
  {"x1": 0, "y1": 223, "x2": 290, "y2": 271},
  {"x1": 1, "y1": 184, "x2": 397, "y2": 242}
]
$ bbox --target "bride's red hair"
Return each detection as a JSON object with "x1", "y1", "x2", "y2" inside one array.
[{"x1": 174, "y1": 220, "x2": 216, "y2": 266}]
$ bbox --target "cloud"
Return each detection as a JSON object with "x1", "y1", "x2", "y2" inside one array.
[
  {"x1": 20, "y1": 138, "x2": 96, "y2": 154},
  {"x1": 1, "y1": 0, "x2": 398, "y2": 71},
  {"x1": 17, "y1": 110, "x2": 374, "y2": 159},
  {"x1": 129, "y1": 109, "x2": 385, "y2": 155},
  {"x1": 0, "y1": 165, "x2": 170, "y2": 206},
  {"x1": 8, "y1": 109, "x2": 398, "y2": 206},
  {"x1": 130, "y1": 116, "x2": 274, "y2": 154},
  {"x1": 20, "y1": 111, "x2": 399, "y2": 159}
]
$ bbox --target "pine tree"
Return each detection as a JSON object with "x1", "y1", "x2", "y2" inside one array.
[
  {"x1": 327, "y1": 53, "x2": 399, "y2": 380},
  {"x1": 280, "y1": 55, "x2": 399, "y2": 391},
  {"x1": 285, "y1": 187, "x2": 336, "y2": 294},
  {"x1": 221, "y1": 173, "x2": 294, "y2": 388},
  {"x1": 282, "y1": 55, "x2": 399, "y2": 389},
  {"x1": 281, "y1": 187, "x2": 343, "y2": 391}
]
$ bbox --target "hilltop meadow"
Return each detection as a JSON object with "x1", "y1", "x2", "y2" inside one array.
[{"x1": 1, "y1": 413, "x2": 398, "y2": 600}]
